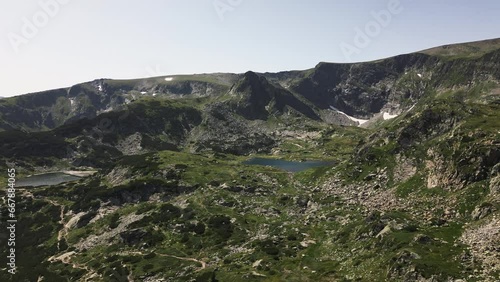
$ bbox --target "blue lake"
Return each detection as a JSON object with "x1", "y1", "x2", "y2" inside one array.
[
  {"x1": 243, "y1": 158, "x2": 334, "y2": 173},
  {"x1": 16, "y1": 172, "x2": 81, "y2": 188}
]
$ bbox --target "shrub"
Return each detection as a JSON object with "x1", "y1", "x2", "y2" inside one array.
[
  {"x1": 159, "y1": 203, "x2": 182, "y2": 221},
  {"x1": 208, "y1": 215, "x2": 233, "y2": 240},
  {"x1": 109, "y1": 213, "x2": 120, "y2": 229}
]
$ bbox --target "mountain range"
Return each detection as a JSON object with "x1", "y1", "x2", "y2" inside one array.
[{"x1": 0, "y1": 38, "x2": 499, "y2": 281}]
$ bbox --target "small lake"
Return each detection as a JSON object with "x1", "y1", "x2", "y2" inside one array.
[
  {"x1": 243, "y1": 158, "x2": 334, "y2": 173},
  {"x1": 16, "y1": 172, "x2": 82, "y2": 188}
]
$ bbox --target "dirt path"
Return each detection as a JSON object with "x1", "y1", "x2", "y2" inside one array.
[
  {"x1": 48, "y1": 251, "x2": 101, "y2": 281},
  {"x1": 45, "y1": 199, "x2": 66, "y2": 250},
  {"x1": 291, "y1": 143, "x2": 304, "y2": 149},
  {"x1": 45, "y1": 198, "x2": 86, "y2": 251},
  {"x1": 44, "y1": 199, "x2": 101, "y2": 280},
  {"x1": 162, "y1": 254, "x2": 207, "y2": 270},
  {"x1": 120, "y1": 251, "x2": 207, "y2": 272},
  {"x1": 44, "y1": 199, "x2": 205, "y2": 278},
  {"x1": 57, "y1": 205, "x2": 65, "y2": 249}
]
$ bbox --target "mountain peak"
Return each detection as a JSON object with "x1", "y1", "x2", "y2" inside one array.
[{"x1": 243, "y1": 70, "x2": 259, "y2": 78}]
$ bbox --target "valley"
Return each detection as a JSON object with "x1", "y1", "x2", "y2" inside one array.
[{"x1": 0, "y1": 38, "x2": 499, "y2": 281}]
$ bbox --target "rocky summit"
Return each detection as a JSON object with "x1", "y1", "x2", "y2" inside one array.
[{"x1": 0, "y1": 38, "x2": 499, "y2": 281}]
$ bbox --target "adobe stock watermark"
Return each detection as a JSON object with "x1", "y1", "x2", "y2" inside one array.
[
  {"x1": 7, "y1": 0, "x2": 72, "y2": 54},
  {"x1": 340, "y1": 0, "x2": 404, "y2": 61},
  {"x1": 213, "y1": 0, "x2": 243, "y2": 21},
  {"x1": 146, "y1": 64, "x2": 166, "y2": 77}
]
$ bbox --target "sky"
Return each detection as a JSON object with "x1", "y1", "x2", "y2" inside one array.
[{"x1": 1, "y1": 0, "x2": 500, "y2": 97}]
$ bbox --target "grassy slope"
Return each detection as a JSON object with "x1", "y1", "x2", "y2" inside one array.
[
  {"x1": 419, "y1": 37, "x2": 500, "y2": 59},
  {"x1": 3, "y1": 91, "x2": 497, "y2": 281},
  {"x1": 0, "y1": 41, "x2": 499, "y2": 281}
]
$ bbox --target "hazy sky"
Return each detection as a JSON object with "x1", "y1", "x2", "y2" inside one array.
[{"x1": 1, "y1": 0, "x2": 500, "y2": 97}]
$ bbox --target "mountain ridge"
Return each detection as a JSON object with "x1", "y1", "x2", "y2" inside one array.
[
  {"x1": 4, "y1": 37, "x2": 500, "y2": 98},
  {"x1": 2, "y1": 37, "x2": 500, "y2": 133}
]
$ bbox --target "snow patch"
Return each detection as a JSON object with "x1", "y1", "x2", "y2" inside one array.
[
  {"x1": 140, "y1": 91, "x2": 147, "y2": 94},
  {"x1": 383, "y1": 112, "x2": 398, "y2": 120},
  {"x1": 98, "y1": 84, "x2": 103, "y2": 92},
  {"x1": 330, "y1": 106, "x2": 368, "y2": 125},
  {"x1": 417, "y1": 73, "x2": 422, "y2": 78},
  {"x1": 69, "y1": 98, "x2": 77, "y2": 111},
  {"x1": 152, "y1": 93, "x2": 157, "y2": 97},
  {"x1": 164, "y1": 77, "x2": 174, "y2": 81}
]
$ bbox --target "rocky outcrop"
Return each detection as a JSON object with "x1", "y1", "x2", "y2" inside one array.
[
  {"x1": 425, "y1": 148, "x2": 463, "y2": 189},
  {"x1": 230, "y1": 71, "x2": 320, "y2": 121},
  {"x1": 119, "y1": 229, "x2": 152, "y2": 246},
  {"x1": 393, "y1": 154, "x2": 417, "y2": 183},
  {"x1": 192, "y1": 102, "x2": 275, "y2": 155},
  {"x1": 460, "y1": 215, "x2": 500, "y2": 279},
  {"x1": 490, "y1": 164, "x2": 500, "y2": 195}
]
